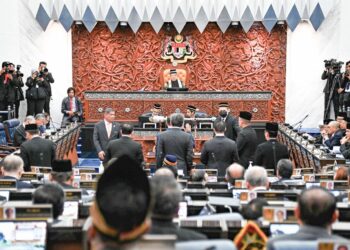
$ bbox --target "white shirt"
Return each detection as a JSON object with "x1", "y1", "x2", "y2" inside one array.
[{"x1": 104, "y1": 120, "x2": 112, "y2": 138}]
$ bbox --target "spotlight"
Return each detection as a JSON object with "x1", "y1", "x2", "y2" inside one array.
[
  {"x1": 231, "y1": 21, "x2": 239, "y2": 26},
  {"x1": 277, "y1": 20, "x2": 285, "y2": 25},
  {"x1": 120, "y1": 21, "x2": 128, "y2": 27},
  {"x1": 166, "y1": 22, "x2": 171, "y2": 32},
  {"x1": 75, "y1": 21, "x2": 83, "y2": 25}
]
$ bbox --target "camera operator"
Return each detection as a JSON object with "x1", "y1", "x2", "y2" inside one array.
[
  {"x1": 341, "y1": 61, "x2": 350, "y2": 112},
  {"x1": 0, "y1": 61, "x2": 11, "y2": 111},
  {"x1": 38, "y1": 61, "x2": 54, "y2": 115},
  {"x1": 322, "y1": 59, "x2": 342, "y2": 119},
  {"x1": 7, "y1": 63, "x2": 24, "y2": 118},
  {"x1": 25, "y1": 69, "x2": 49, "y2": 116}
]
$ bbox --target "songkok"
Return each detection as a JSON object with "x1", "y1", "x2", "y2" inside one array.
[
  {"x1": 337, "y1": 112, "x2": 347, "y2": 120},
  {"x1": 239, "y1": 111, "x2": 252, "y2": 121},
  {"x1": 89, "y1": 155, "x2": 151, "y2": 242},
  {"x1": 52, "y1": 159, "x2": 72, "y2": 172},
  {"x1": 163, "y1": 154, "x2": 177, "y2": 167},
  {"x1": 153, "y1": 103, "x2": 161, "y2": 110},
  {"x1": 170, "y1": 69, "x2": 177, "y2": 74},
  {"x1": 347, "y1": 123, "x2": 350, "y2": 130},
  {"x1": 25, "y1": 124, "x2": 38, "y2": 131},
  {"x1": 323, "y1": 119, "x2": 333, "y2": 125},
  {"x1": 218, "y1": 102, "x2": 229, "y2": 108},
  {"x1": 266, "y1": 122, "x2": 279, "y2": 132},
  {"x1": 187, "y1": 105, "x2": 196, "y2": 112}
]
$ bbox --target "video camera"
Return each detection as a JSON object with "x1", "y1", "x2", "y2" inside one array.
[
  {"x1": 324, "y1": 59, "x2": 336, "y2": 68},
  {"x1": 39, "y1": 67, "x2": 49, "y2": 77},
  {"x1": 332, "y1": 61, "x2": 344, "y2": 74}
]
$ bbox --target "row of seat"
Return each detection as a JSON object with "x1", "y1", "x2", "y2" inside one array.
[{"x1": 0, "y1": 118, "x2": 20, "y2": 146}]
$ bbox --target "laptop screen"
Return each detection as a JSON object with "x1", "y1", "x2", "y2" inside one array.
[{"x1": 0, "y1": 221, "x2": 47, "y2": 250}]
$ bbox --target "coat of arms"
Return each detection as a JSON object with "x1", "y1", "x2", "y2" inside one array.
[{"x1": 161, "y1": 35, "x2": 196, "y2": 64}]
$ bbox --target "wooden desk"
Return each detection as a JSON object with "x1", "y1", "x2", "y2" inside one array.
[{"x1": 83, "y1": 91, "x2": 272, "y2": 122}]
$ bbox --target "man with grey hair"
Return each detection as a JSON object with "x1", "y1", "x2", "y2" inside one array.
[
  {"x1": 35, "y1": 113, "x2": 47, "y2": 135},
  {"x1": 148, "y1": 175, "x2": 207, "y2": 241},
  {"x1": 244, "y1": 166, "x2": 269, "y2": 191},
  {"x1": 323, "y1": 121, "x2": 343, "y2": 150},
  {"x1": 93, "y1": 108, "x2": 121, "y2": 161},
  {"x1": 0, "y1": 155, "x2": 33, "y2": 188},
  {"x1": 225, "y1": 163, "x2": 245, "y2": 187},
  {"x1": 156, "y1": 113, "x2": 193, "y2": 175},
  {"x1": 14, "y1": 115, "x2": 36, "y2": 146}
]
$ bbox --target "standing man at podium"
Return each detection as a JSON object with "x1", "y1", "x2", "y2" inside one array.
[
  {"x1": 216, "y1": 102, "x2": 240, "y2": 141},
  {"x1": 165, "y1": 69, "x2": 184, "y2": 89}
]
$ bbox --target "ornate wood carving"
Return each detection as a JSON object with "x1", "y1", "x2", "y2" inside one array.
[{"x1": 72, "y1": 22, "x2": 286, "y2": 121}]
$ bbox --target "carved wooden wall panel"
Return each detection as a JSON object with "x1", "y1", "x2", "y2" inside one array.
[{"x1": 72, "y1": 22, "x2": 286, "y2": 121}]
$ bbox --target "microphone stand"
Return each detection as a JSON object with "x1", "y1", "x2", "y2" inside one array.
[{"x1": 292, "y1": 114, "x2": 309, "y2": 132}]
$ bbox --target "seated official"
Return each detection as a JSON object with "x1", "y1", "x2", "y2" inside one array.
[
  {"x1": 61, "y1": 87, "x2": 82, "y2": 127},
  {"x1": 201, "y1": 121, "x2": 240, "y2": 176},
  {"x1": 334, "y1": 166, "x2": 348, "y2": 180},
  {"x1": 190, "y1": 169, "x2": 208, "y2": 183},
  {"x1": 13, "y1": 115, "x2": 35, "y2": 146},
  {"x1": 267, "y1": 187, "x2": 347, "y2": 250},
  {"x1": 35, "y1": 113, "x2": 47, "y2": 135},
  {"x1": 88, "y1": 156, "x2": 152, "y2": 249},
  {"x1": 340, "y1": 123, "x2": 350, "y2": 159},
  {"x1": 271, "y1": 159, "x2": 293, "y2": 188},
  {"x1": 148, "y1": 175, "x2": 207, "y2": 241},
  {"x1": 33, "y1": 184, "x2": 64, "y2": 221},
  {"x1": 20, "y1": 124, "x2": 56, "y2": 171},
  {"x1": 164, "y1": 69, "x2": 185, "y2": 89},
  {"x1": 49, "y1": 159, "x2": 75, "y2": 189},
  {"x1": 0, "y1": 155, "x2": 33, "y2": 189},
  {"x1": 244, "y1": 166, "x2": 269, "y2": 191},
  {"x1": 336, "y1": 167, "x2": 350, "y2": 202},
  {"x1": 139, "y1": 103, "x2": 165, "y2": 128},
  {"x1": 323, "y1": 121, "x2": 343, "y2": 150},
  {"x1": 240, "y1": 198, "x2": 268, "y2": 220},
  {"x1": 104, "y1": 123, "x2": 144, "y2": 166},
  {"x1": 184, "y1": 105, "x2": 197, "y2": 132},
  {"x1": 160, "y1": 154, "x2": 178, "y2": 178},
  {"x1": 225, "y1": 163, "x2": 245, "y2": 188}
]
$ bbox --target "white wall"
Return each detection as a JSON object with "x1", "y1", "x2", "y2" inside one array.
[
  {"x1": 1, "y1": 0, "x2": 349, "y2": 128},
  {"x1": 286, "y1": 0, "x2": 350, "y2": 127},
  {"x1": 0, "y1": 0, "x2": 72, "y2": 125}
]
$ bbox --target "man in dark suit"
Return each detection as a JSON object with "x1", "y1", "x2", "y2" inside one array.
[
  {"x1": 340, "y1": 123, "x2": 350, "y2": 159},
  {"x1": 13, "y1": 115, "x2": 36, "y2": 146},
  {"x1": 19, "y1": 124, "x2": 56, "y2": 171},
  {"x1": 216, "y1": 102, "x2": 240, "y2": 141},
  {"x1": 38, "y1": 61, "x2": 54, "y2": 115},
  {"x1": 93, "y1": 108, "x2": 121, "y2": 161},
  {"x1": 236, "y1": 111, "x2": 257, "y2": 168},
  {"x1": 61, "y1": 87, "x2": 83, "y2": 127},
  {"x1": 323, "y1": 121, "x2": 343, "y2": 149},
  {"x1": 149, "y1": 175, "x2": 207, "y2": 241},
  {"x1": 0, "y1": 155, "x2": 33, "y2": 189},
  {"x1": 267, "y1": 187, "x2": 347, "y2": 250},
  {"x1": 254, "y1": 122, "x2": 289, "y2": 173},
  {"x1": 104, "y1": 123, "x2": 144, "y2": 166},
  {"x1": 201, "y1": 120, "x2": 239, "y2": 176},
  {"x1": 156, "y1": 113, "x2": 193, "y2": 175}
]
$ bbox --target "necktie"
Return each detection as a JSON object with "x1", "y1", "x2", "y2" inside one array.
[{"x1": 106, "y1": 123, "x2": 111, "y2": 138}]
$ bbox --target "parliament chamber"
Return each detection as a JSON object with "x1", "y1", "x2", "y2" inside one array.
[{"x1": 2, "y1": 0, "x2": 350, "y2": 250}]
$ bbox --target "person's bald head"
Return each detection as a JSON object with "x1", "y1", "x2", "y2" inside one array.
[
  {"x1": 296, "y1": 187, "x2": 337, "y2": 228},
  {"x1": 155, "y1": 168, "x2": 175, "y2": 178},
  {"x1": 226, "y1": 163, "x2": 245, "y2": 184}
]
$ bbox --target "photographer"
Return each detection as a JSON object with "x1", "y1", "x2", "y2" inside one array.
[
  {"x1": 7, "y1": 63, "x2": 24, "y2": 118},
  {"x1": 341, "y1": 61, "x2": 350, "y2": 112},
  {"x1": 322, "y1": 59, "x2": 342, "y2": 119},
  {"x1": 38, "y1": 61, "x2": 54, "y2": 115},
  {"x1": 25, "y1": 69, "x2": 49, "y2": 116},
  {"x1": 0, "y1": 61, "x2": 12, "y2": 111}
]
